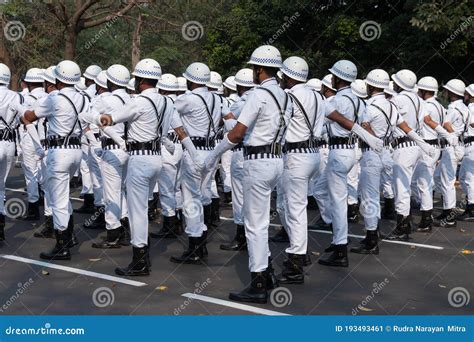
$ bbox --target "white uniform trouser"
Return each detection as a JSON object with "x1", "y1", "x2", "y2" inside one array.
[
  {"x1": 87, "y1": 138, "x2": 104, "y2": 206},
  {"x1": 0, "y1": 140, "x2": 15, "y2": 215},
  {"x1": 127, "y1": 154, "x2": 162, "y2": 248},
  {"x1": 281, "y1": 152, "x2": 320, "y2": 255},
  {"x1": 393, "y1": 145, "x2": 420, "y2": 216},
  {"x1": 230, "y1": 149, "x2": 244, "y2": 225},
  {"x1": 181, "y1": 149, "x2": 214, "y2": 237},
  {"x1": 415, "y1": 147, "x2": 441, "y2": 211},
  {"x1": 40, "y1": 152, "x2": 52, "y2": 216},
  {"x1": 46, "y1": 148, "x2": 82, "y2": 231},
  {"x1": 460, "y1": 144, "x2": 474, "y2": 204},
  {"x1": 347, "y1": 146, "x2": 362, "y2": 205},
  {"x1": 327, "y1": 148, "x2": 356, "y2": 245},
  {"x1": 360, "y1": 150, "x2": 384, "y2": 231},
  {"x1": 434, "y1": 146, "x2": 458, "y2": 209},
  {"x1": 244, "y1": 158, "x2": 283, "y2": 272},
  {"x1": 20, "y1": 130, "x2": 39, "y2": 203},
  {"x1": 158, "y1": 143, "x2": 183, "y2": 217},
  {"x1": 101, "y1": 149, "x2": 129, "y2": 230},
  {"x1": 80, "y1": 141, "x2": 93, "y2": 194},
  {"x1": 220, "y1": 150, "x2": 232, "y2": 193},
  {"x1": 381, "y1": 148, "x2": 394, "y2": 199},
  {"x1": 312, "y1": 147, "x2": 331, "y2": 223},
  {"x1": 411, "y1": 164, "x2": 421, "y2": 204}
]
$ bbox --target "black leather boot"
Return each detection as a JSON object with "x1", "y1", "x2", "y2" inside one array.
[
  {"x1": 308, "y1": 216, "x2": 332, "y2": 231},
  {"x1": 386, "y1": 214, "x2": 411, "y2": 241},
  {"x1": 115, "y1": 246, "x2": 150, "y2": 276},
  {"x1": 175, "y1": 209, "x2": 184, "y2": 234},
  {"x1": 66, "y1": 215, "x2": 78, "y2": 247},
  {"x1": 169, "y1": 236, "x2": 204, "y2": 265},
  {"x1": 435, "y1": 209, "x2": 449, "y2": 220},
  {"x1": 436, "y1": 208, "x2": 457, "y2": 227},
  {"x1": 269, "y1": 226, "x2": 289, "y2": 243},
  {"x1": 203, "y1": 204, "x2": 212, "y2": 228},
  {"x1": 119, "y1": 217, "x2": 131, "y2": 246},
  {"x1": 458, "y1": 204, "x2": 474, "y2": 221},
  {"x1": 83, "y1": 206, "x2": 105, "y2": 229},
  {"x1": 22, "y1": 200, "x2": 40, "y2": 220},
  {"x1": 74, "y1": 194, "x2": 95, "y2": 214},
  {"x1": 211, "y1": 198, "x2": 221, "y2": 227},
  {"x1": 220, "y1": 224, "x2": 247, "y2": 251},
  {"x1": 150, "y1": 216, "x2": 179, "y2": 238},
  {"x1": 34, "y1": 215, "x2": 54, "y2": 238},
  {"x1": 350, "y1": 230, "x2": 379, "y2": 254},
  {"x1": 266, "y1": 258, "x2": 279, "y2": 290},
  {"x1": 278, "y1": 253, "x2": 305, "y2": 284},
  {"x1": 70, "y1": 176, "x2": 81, "y2": 190},
  {"x1": 39, "y1": 229, "x2": 71, "y2": 260},
  {"x1": 229, "y1": 271, "x2": 267, "y2": 304},
  {"x1": 202, "y1": 230, "x2": 208, "y2": 257},
  {"x1": 304, "y1": 251, "x2": 312, "y2": 266},
  {"x1": 381, "y1": 197, "x2": 396, "y2": 219},
  {"x1": 92, "y1": 227, "x2": 123, "y2": 249},
  {"x1": 416, "y1": 210, "x2": 433, "y2": 232},
  {"x1": 318, "y1": 244, "x2": 349, "y2": 267},
  {"x1": 0, "y1": 214, "x2": 5, "y2": 241},
  {"x1": 223, "y1": 191, "x2": 232, "y2": 205},
  {"x1": 347, "y1": 203, "x2": 359, "y2": 223}
]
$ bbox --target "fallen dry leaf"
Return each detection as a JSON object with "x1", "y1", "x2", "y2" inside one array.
[
  {"x1": 89, "y1": 258, "x2": 101, "y2": 262},
  {"x1": 460, "y1": 249, "x2": 473, "y2": 255},
  {"x1": 459, "y1": 228, "x2": 466, "y2": 233},
  {"x1": 358, "y1": 306, "x2": 374, "y2": 312},
  {"x1": 156, "y1": 286, "x2": 168, "y2": 291},
  {"x1": 311, "y1": 251, "x2": 320, "y2": 256},
  {"x1": 410, "y1": 245, "x2": 416, "y2": 249},
  {"x1": 41, "y1": 270, "x2": 49, "y2": 276},
  {"x1": 438, "y1": 284, "x2": 447, "y2": 288}
]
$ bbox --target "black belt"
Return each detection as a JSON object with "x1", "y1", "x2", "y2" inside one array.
[
  {"x1": 127, "y1": 140, "x2": 160, "y2": 152},
  {"x1": 283, "y1": 140, "x2": 318, "y2": 153},
  {"x1": 40, "y1": 139, "x2": 47, "y2": 148},
  {"x1": 424, "y1": 139, "x2": 439, "y2": 146},
  {"x1": 391, "y1": 136, "x2": 416, "y2": 149},
  {"x1": 47, "y1": 136, "x2": 81, "y2": 149},
  {"x1": 0, "y1": 128, "x2": 14, "y2": 142},
  {"x1": 101, "y1": 136, "x2": 125, "y2": 149},
  {"x1": 465, "y1": 136, "x2": 474, "y2": 144},
  {"x1": 440, "y1": 136, "x2": 463, "y2": 148},
  {"x1": 243, "y1": 144, "x2": 282, "y2": 160},
  {"x1": 232, "y1": 142, "x2": 244, "y2": 151},
  {"x1": 188, "y1": 136, "x2": 215, "y2": 150},
  {"x1": 168, "y1": 132, "x2": 180, "y2": 144},
  {"x1": 312, "y1": 138, "x2": 328, "y2": 148},
  {"x1": 329, "y1": 136, "x2": 352, "y2": 146}
]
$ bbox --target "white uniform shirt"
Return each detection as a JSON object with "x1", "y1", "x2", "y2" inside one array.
[
  {"x1": 325, "y1": 86, "x2": 363, "y2": 138},
  {"x1": 445, "y1": 99, "x2": 469, "y2": 137},
  {"x1": 25, "y1": 88, "x2": 51, "y2": 140},
  {"x1": 111, "y1": 88, "x2": 173, "y2": 143},
  {"x1": 0, "y1": 85, "x2": 23, "y2": 131},
  {"x1": 238, "y1": 78, "x2": 293, "y2": 146},
  {"x1": 362, "y1": 93, "x2": 401, "y2": 140},
  {"x1": 422, "y1": 96, "x2": 446, "y2": 140},
  {"x1": 35, "y1": 87, "x2": 89, "y2": 138},
  {"x1": 164, "y1": 94, "x2": 183, "y2": 134},
  {"x1": 392, "y1": 90, "x2": 424, "y2": 138},
  {"x1": 230, "y1": 90, "x2": 252, "y2": 119},
  {"x1": 175, "y1": 86, "x2": 227, "y2": 138},
  {"x1": 85, "y1": 84, "x2": 96, "y2": 99},
  {"x1": 285, "y1": 83, "x2": 331, "y2": 143},
  {"x1": 466, "y1": 103, "x2": 474, "y2": 138},
  {"x1": 227, "y1": 93, "x2": 240, "y2": 106}
]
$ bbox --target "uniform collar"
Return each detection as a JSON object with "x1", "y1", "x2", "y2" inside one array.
[
  {"x1": 192, "y1": 86, "x2": 209, "y2": 94},
  {"x1": 59, "y1": 86, "x2": 77, "y2": 94},
  {"x1": 140, "y1": 88, "x2": 157, "y2": 96},
  {"x1": 0, "y1": 85, "x2": 7, "y2": 89},
  {"x1": 290, "y1": 83, "x2": 306, "y2": 92},
  {"x1": 112, "y1": 88, "x2": 127, "y2": 96},
  {"x1": 260, "y1": 77, "x2": 277, "y2": 87},
  {"x1": 337, "y1": 86, "x2": 351, "y2": 94},
  {"x1": 425, "y1": 95, "x2": 437, "y2": 103},
  {"x1": 30, "y1": 87, "x2": 44, "y2": 95}
]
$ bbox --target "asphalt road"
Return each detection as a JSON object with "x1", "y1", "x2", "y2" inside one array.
[{"x1": 0, "y1": 166, "x2": 473, "y2": 316}]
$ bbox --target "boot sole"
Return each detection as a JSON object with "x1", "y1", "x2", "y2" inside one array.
[
  {"x1": 169, "y1": 257, "x2": 203, "y2": 265},
  {"x1": 318, "y1": 260, "x2": 348, "y2": 267},
  {"x1": 350, "y1": 248, "x2": 379, "y2": 255},
  {"x1": 40, "y1": 254, "x2": 71, "y2": 261},
  {"x1": 115, "y1": 270, "x2": 150, "y2": 276}
]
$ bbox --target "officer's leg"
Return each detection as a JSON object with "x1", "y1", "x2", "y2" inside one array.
[
  {"x1": 436, "y1": 147, "x2": 457, "y2": 226},
  {"x1": 312, "y1": 159, "x2": 332, "y2": 228},
  {"x1": 272, "y1": 162, "x2": 289, "y2": 243},
  {"x1": 458, "y1": 145, "x2": 474, "y2": 220},
  {"x1": 380, "y1": 148, "x2": 395, "y2": 219},
  {"x1": 34, "y1": 153, "x2": 54, "y2": 238},
  {"x1": 21, "y1": 134, "x2": 40, "y2": 220},
  {"x1": 220, "y1": 149, "x2": 233, "y2": 202},
  {"x1": 347, "y1": 147, "x2": 361, "y2": 222},
  {"x1": 416, "y1": 149, "x2": 440, "y2": 231}
]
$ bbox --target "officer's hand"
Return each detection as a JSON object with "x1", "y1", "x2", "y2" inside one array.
[
  {"x1": 100, "y1": 114, "x2": 113, "y2": 127},
  {"x1": 447, "y1": 133, "x2": 458, "y2": 147},
  {"x1": 162, "y1": 137, "x2": 175, "y2": 155},
  {"x1": 35, "y1": 148, "x2": 45, "y2": 161}
]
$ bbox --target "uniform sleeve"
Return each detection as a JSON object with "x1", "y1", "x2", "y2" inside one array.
[
  {"x1": 174, "y1": 94, "x2": 195, "y2": 116},
  {"x1": 362, "y1": 105, "x2": 376, "y2": 124},
  {"x1": 323, "y1": 99, "x2": 336, "y2": 117},
  {"x1": 170, "y1": 108, "x2": 183, "y2": 129},
  {"x1": 34, "y1": 95, "x2": 54, "y2": 119},
  {"x1": 111, "y1": 98, "x2": 139, "y2": 124},
  {"x1": 237, "y1": 90, "x2": 263, "y2": 127}
]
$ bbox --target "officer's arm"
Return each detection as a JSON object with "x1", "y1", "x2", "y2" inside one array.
[
  {"x1": 227, "y1": 122, "x2": 247, "y2": 143},
  {"x1": 361, "y1": 122, "x2": 376, "y2": 136},
  {"x1": 397, "y1": 121, "x2": 414, "y2": 134},
  {"x1": 21, "y1": 110, "x2": 38, "y2": 124},
  {"x1": 443, "y1": 122, "x2": 454, "y2": 133},
  {"x1": 174, "y1": 126, "x2": 188, "y2": 140},
  {"x1": 223, "y1": 112, "x2": 236, "y2": 120},
  {"x1": 424, "y1": 115, "x2": 439, "y2": 130},
  {"x1": 327, "y1": 110, "x2": 355, "y2": 130}
]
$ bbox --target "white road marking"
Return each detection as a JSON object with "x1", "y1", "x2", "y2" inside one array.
[
  {"x1": 308, "y1": 229, "x2": 444, "y2": 250},
  {"x1": 6, "y1": 188, "x2": 83, "y2": 202},
  {"x1": 1, "y1": 255, "x2": 147, "y2": 287},
  {"x1": 181, "y1": 293, "x2": 290, "y2": 316}
]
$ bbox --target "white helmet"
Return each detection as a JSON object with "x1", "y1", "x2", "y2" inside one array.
[
  {"x1": 0, "y1": 63, "x2": 11, "y2": 85},
  {"x1": 391, "y1": 69, "x2": 417, "y2": 91},
  {"x1": 384, "y1": 81, "x2": 396, "y2": 97},
  {"x1": 55, "y1": 60, "x2": 81, "y2": 85},
  {"x1": 321, "y1": 74, "x2": 335, "y2": 91},
  {"x1": 132, "y1": 58, "x2": 162, "y2": 80},
  {"x1": 329, "y1": 60, "x2": 357, "y2": 82},
  {"x1": 95, "y1": 70, "x2": 108, "y2": 89},
  {"x1": 248, "y1": 45, "x2": 282, "y2": 68},
  {"x1": 223, "y1": 76, "x2": 236, "y2": 91},
  {"x1": 365, "y1": 69, "x2": 390, "y2": 89},
  {"x1": 183, "y1": 62, "x2": 210, "y2": 85},
  {"x1": 83, "y1": 65, "x2": 102, "y2": 80},
  {"x1": 177, "y1": 76, "x2": 188, "y2": 91},
  {"x1": 234, "y1": 68, "x2": 255, "y2": 87},
  {"x1": 75, "y1": 77, "x2": 87, "y2": 92},
  {"x1": 127, "y1": 78, "x2": 135, "y2": 91},
  {"x1": 417, "y1": 76, "x2": 438, "y2": 92},
  {"x1": 351, "y1": 79, "x2": 368, "y2": 98},
  {"x1": 106, "y1": 64, "x2": 130, "y2": 87},
  {"x1": 157, "y1": 73, "x2": 179, "y2": 92},
  {"x1": 206, "y1": 71, "x2": 222, "y2": 89},
  {"x1": 24, "y1": 68, "x2": 44, "y2": 83},
  {"x1": 443, "y1": 79, "x2": 466, "y2": 97},
  {"x1": 306, "y1": 78, "x2": 322, "y2": 91},
  {"x1": 281, "y1": 56, "x2": 309, "y2": 82},
  {"x1": 466, "y1": 84, "x2": 474, "y2": 97},
  {"x1": 43, "y1": 66, "x2": 56, "y2": 84}
]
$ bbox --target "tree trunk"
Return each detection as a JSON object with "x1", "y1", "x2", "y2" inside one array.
[
  {"x1": 64, "y1": 28, "x2": 77, "y2": 59},
  {"x1": 131, "y1": 11, "x2": 142, "y2": 69}
]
